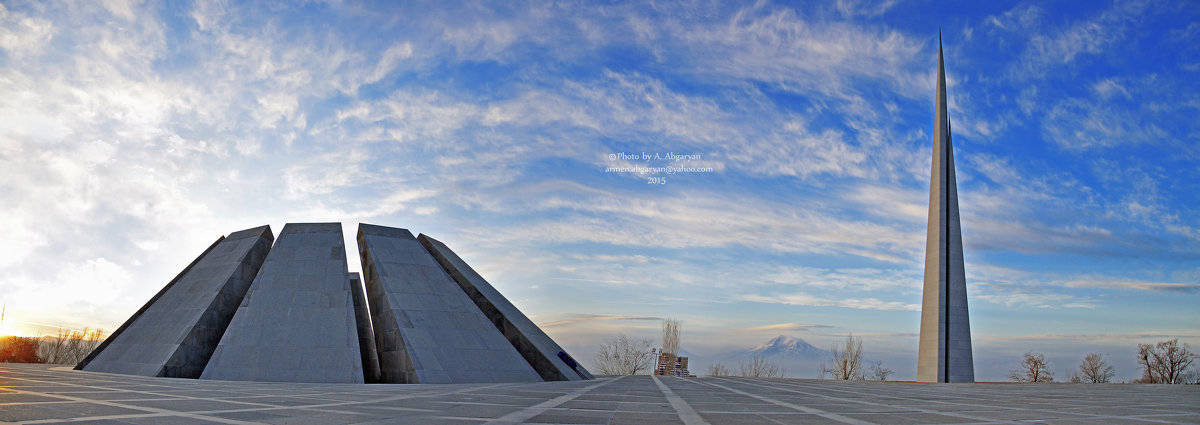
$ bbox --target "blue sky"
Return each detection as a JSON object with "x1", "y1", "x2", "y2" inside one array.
[{"x1": 1, "y1": 0, "x2": 1197, "y2": 381}]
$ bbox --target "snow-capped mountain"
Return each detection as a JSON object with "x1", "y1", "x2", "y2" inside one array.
[
  {"x1": 747, "y1": 335, "x2": 828, "y2": 360},
  {"x1": 685, "y1": 335, "x2": 832, "y2": 378}
]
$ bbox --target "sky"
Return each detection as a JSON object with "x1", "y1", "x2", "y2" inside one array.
[{"x1": 1, "y1": 0, "x2": 1197, "y2": 382}]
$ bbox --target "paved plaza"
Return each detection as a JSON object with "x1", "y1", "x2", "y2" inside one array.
[{"x1": 1, "y1": 363, "x2": 1197, "y2": 424}]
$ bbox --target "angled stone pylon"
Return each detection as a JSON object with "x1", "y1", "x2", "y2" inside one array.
[
  {"x1": 201, "y1": 223, "x2": 368, "y2": 383},
  {"x1": 917, "y1": 33, "x2": 975, "y2": 383},
  {"x1": 357, "y1": 224, "x2": 541, "y2": 384},
  {"x1": 420, "y1": 234, "x2": 594, "y2": 381},
  {"x1": 76, "y1": 226, "x2": 273, "y2": 377}
]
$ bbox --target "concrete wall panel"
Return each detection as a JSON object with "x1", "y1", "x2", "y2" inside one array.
[
  {"x1": 419, "y1": 234, "x2": 592, "y2": 381},
  {"x1": 357, "y1": 224, "x2": 540, "y2": 384},
  {"x1": 77, "y1": 226, "x2": 273, "y2": 378},
  {"x1": 201, "y1": 223, "x2": 365, "y2": 383}
]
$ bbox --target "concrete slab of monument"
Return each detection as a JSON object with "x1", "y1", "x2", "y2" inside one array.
[
  {"x1": 419, "y1": 233, "x2": 593, "y2": 381},
  {"x1": 357, "y1": 223, "x2": 541, "y2": 384},
  {"x1": 76, "y1": 225, "x2": 273, "y2": 378},
  {"x1": 201, "y1": 222, "x2": 368, "y2": 384}
]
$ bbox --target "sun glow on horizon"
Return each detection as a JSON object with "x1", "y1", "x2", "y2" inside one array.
[
  {"x1": 0, "y1": 307, "x2": 29, "y2": 338},
  {"x1": 0, "y1": 324, "x2": 26, "y2": 338}
]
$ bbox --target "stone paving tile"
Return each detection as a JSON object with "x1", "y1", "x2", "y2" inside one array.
[
  {"x1": 611, "y1": 401, "x2": 676, "y2": 413},
  {"x1": 349, "y1": 405, "x2": 439, "y2": 417},
  {"x1": 366, "y1": 417, "x2": 487, "y2": 425},
  {"x1": 967, "y1": 408, "x2": 1090, "y2": 420},
  {"x1": 115, "y1": 397, "x2": 265, "y2": 412},
  {"x1": 1158, "y1": 414, "x2": 1200, "y2": 424},
  {"x1": 0, "y1": 404, "x2": 86, "y2": 422},
  {"x1": 699, "y1": 412, "x2": 842, "y2": 424},
  {"x1": 841, "y1": 412, "x2": 978, "y2": 424},
  {"x1": 608, "y1": 411, "x2": 685, "y2": 425},
  {"x1": 528, "y1": 408, "x2": 615, "y2": 424},
  {"x1": 41, "y1": 420, "x2": 167, "y2": 425},
  {"x1": 426, "y1": 402, "x2": 523, "y2": 418},
  {"x1": 7, "y1": 402, "x2": 151, "y2": 422},
  {"x1": 207, "y1": 410, "x2": 296, "y2": 421},
  {"x1": 121, "y1": 416, "x2": 229, "y2": 425},
  {"x1": 759, "y1": 413, "x2": 864, "y2": 425},
  {"x1": 0, "y1": 392, "x2": 67, "y2": 403},
  {"x1": 557, "y1": 399, "x2": 621, "y2": 410},
  {"x1": 1038, "y1": 418, "x2": 1166, "y2": 425},
  {"x1": 4, "y1": 363, "x2": 1200, "y2": 424}
]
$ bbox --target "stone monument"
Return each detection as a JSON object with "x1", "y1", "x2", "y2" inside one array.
[
  {"x1": 76, "y1": 226, "x2": 273, "y2": 378},
  {"x1": 357, "y1": 224, "x2": 542, "y2": 384},
  {"x1": 917, "y1": 33, "x2": 976, "y2": 383},
  {"x1": 200, "y1": 223, "x2": 368, "y2": 383},
  {"x1": 77, "y1": 222, "x2": 591, "y2": 384}
]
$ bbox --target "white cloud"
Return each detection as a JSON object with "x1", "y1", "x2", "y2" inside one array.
[
  {"x1": 973, "y1": 290, "x2": 1098, "y2": 309},
  {"x1": 99, "y1": 0, "x2": 138, "y2": 21},
  {"x1": 1093, "y1": 78, "x2": 1132, "y2": 100},
  {"x1": 985, "y1": 4, "x2": 1041, "y2": 32},
  {"x1": 366, "y1": 42, "x2": 414, "y2": 84},
  {"x1": 680, "y1": 3, "x2": 925, "y2": 99},
  {"x1": 844, "y1": 184, "x2": 927, "y2": 223},
  {"x1": 746, "y1": 322, "x2": 833, "y2": 332},
  {"x1": 1062, "y1": 279, "x2": 1200, "y2": 294},
  {"x1": 0, "y1": 4, "x2": 55, "y2": 56},
  {"x1": 761, "y1": 266, "x2": 918, "y2": 292},
  {"x1": 1044, "y1": 98, "x2": 1167, "y2": 150},
  {"x1": 834, "y1": 0, "x2": 898, "y2": 18},
  {"x1": 741, "y1": 293, "x2": 919, "y2": 311},
  {"x1": 452, "y1": 185, "x2": 922, "y2": 264},
  {"x1": 978, "y1": 331, "x2": 1200, "y2": 342},
  {"x1": 1008, "y1": 1, "x2": 1151, "y2": 77},
  {"x1": 540, "y1": 314, "x2": 661, "y2": 329},
  {"x1": 441, "y1": 17, "x2": 519, "y2": 60}
]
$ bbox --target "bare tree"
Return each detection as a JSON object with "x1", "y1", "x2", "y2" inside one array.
[
  {"x1": 820, "y1": 334, "x2": 865, "y2": 380},
  {"x1": 38, "y1": 330, "x2": 68, "y2": 364},
  {"x1": 739, "y1": 354, "x2": 785, "y2": 378},
  {"x1": 707, "y1": 362, "x2": 730, "y2": 377},
  {"x1": 869, "y1": 361, "x2": 893, "y2": 381},
  {"x1": 1136, "y1": 338, "x2": 1197, "y2": 384},
  {"x1": 1074, "y1": 353, "x2": 1115, "y2": 383},
  {"x1": 1009, "y1": 351, "x2": 1054, "y2": 382},
  {"x1": 39, "y1": 328, "x2": 105, "y2": 365},
  {"x1": 594, "y1": 334, "x2": 654, "y2": 375},
  {"x1": 661, "y1": 318, "x2": 681, "y2": 362}
]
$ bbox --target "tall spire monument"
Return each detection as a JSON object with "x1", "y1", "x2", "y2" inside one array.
[{"x1": 917, "y1": 33, "x2": 975, "y2": 383}]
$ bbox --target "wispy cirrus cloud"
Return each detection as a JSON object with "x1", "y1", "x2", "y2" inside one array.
[
  {"x1": 741, "y1": 293, "x2": 920, "y2": 311},
  {"x1": 978, "y1": 331, "x2": 1200, "y2": 342},
  {"x1": 972, "y1": 289, "x2": 1099, "y2": 310},
  {"x1": 540, "y1": 314, "x2": 661, "y2": 329},
  {"x1": 746, "y1": 323, "x2": 834, "y2": 332},
  {"x1": 1061, "y1": 279, "x2": 1200, "y2": 294},
  {"x1": 995, "y1": 1, "x2": 1152, "y2": 78}
]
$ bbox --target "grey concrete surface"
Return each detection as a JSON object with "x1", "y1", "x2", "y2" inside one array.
[
  {"x1": 357, "y1": 224, "x2": 541, "y2": 384},
  {"x1": 201, "y1": 223, "x2": 366, "y2": 384},
  {"x1": 419, "y1": 234, "x2": 593, "y2": 381},
  {"x1": 918, "y1": 35, "x2": 975, "y2": 384},
  {"x1": 78, "y1": 226, "x2": 274, "y2": 378},
  {"x1": 349, "y1": 272, "x2": 381, "y2": 384},
  {"x1": 3, "y1": 363, "x2": 1198, "y2": 424}
]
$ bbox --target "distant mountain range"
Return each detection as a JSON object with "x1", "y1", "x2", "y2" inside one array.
[{"x1": 688, "y1": 335, "x2": 831, "y2": 378}]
